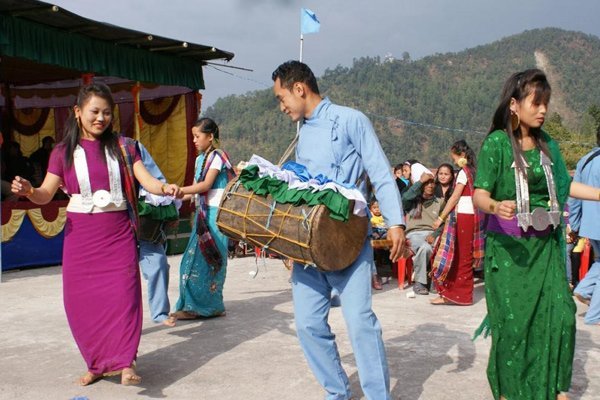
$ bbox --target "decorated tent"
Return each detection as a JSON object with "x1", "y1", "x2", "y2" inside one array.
[{"x1": 0, "y1": 0, "x2": 235, "y2": 271}]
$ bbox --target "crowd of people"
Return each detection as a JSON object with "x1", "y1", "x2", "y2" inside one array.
[{"x1": 5, "y1": 62, "x2": 600, "y2": 400}]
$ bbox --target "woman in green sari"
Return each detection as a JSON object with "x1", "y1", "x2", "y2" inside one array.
[{"x1": 473, "y1": 69, "x2": 600, "y2": 400}]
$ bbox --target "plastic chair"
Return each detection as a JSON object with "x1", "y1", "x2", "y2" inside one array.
[
  {"x1": 580, "y1": 239, "x2": 592, "y2": 281},
  {"x1": 397, "y1": 256, "x2": 413, "y2": 289}
]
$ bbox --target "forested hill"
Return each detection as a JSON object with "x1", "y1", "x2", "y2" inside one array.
[{"x1": 206, "y1": 28, "x2": 600, "y2": 169}]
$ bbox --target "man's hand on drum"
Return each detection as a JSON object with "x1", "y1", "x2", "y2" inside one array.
[{"x1": 386, "y1": 225, "x2": 406, "y2": 263}]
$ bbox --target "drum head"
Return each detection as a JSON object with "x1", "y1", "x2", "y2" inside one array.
[{"x1": 310, "y1": 206, "x2": 369, "y2": 271}]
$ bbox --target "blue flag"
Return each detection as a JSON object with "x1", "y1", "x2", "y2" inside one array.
[{"x1": 300, "y1": 8, "x2": 320, "y2": 35}]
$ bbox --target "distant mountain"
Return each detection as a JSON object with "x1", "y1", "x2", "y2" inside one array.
[{"x1": 206, "y1": 28, "x2": 600, "y2": 169}]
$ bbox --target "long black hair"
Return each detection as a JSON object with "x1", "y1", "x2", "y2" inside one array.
[
  {"x1": 488, "y1": 68, "x2": 552, "y2": 175},
  {"x1": 193, "y1": 117, "x2": 221, "y2": 174},
  {"x1": 450, "y1": 140, "x2": 476, "y2": 172},
  {"x1": 61, "y1": 83, "x2": 119, "y2": 168},
  {"x1": 434, "y1": 162, "x2": 455, "y2": 201}
]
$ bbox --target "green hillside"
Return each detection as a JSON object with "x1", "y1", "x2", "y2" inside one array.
[{"x1": 206, "y1": 28, "x2": 600, "y2": 170}]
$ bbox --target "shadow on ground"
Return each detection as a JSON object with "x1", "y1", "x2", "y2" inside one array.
[{"x1": 135, "y1": 289, "x2": 296, "y2": 398}]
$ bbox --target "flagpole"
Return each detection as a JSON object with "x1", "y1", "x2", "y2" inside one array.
[{"x1": 297, "y1": 35, "x2": 303, "y2": 136}]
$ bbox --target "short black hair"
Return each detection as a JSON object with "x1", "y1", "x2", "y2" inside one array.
[{"x1": 272, "y1": 60, "x2": 320, "y2": 95}]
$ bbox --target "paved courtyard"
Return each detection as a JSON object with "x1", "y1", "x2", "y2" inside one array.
[{"x1": 0, "y1": 255, "x2": 598, "y2": 399}]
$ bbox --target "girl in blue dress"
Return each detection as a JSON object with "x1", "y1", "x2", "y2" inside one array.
[{"x1": 171, "y1": 118, "x2": 235, "y2": 319}]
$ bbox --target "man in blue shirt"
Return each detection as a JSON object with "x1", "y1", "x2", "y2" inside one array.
[
  {"x1": 569, "y1": 127, "x2": 600, "y2": 325},
  {"x1": 272, "y1": 60, "x2": 405, "y2": 400},
  {"x1": 138, "y1": 142, "x2": 178, "y2": 327}
]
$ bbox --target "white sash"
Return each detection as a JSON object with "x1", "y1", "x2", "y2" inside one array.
[{"x1": 73, "y1": 143, "x2": 124, "y2": 212}]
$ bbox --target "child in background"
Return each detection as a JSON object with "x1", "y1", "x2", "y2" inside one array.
[
  {"x1": 370, "y1": 200, "x2": 388, "y2": 289},
  {"x1": 394, "y1": 162, "x2": 412, "y2": 195},
  {"x1": 370, "y1": 200, "x2": 387, "y2": 239}
]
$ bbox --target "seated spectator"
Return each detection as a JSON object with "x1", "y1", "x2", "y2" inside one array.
[
  {"x1": 402, "y1": 171, "x2": 445, "y2": 295},
  {"x1": 369, "y1": 200, "x2": 387, "y2": 290},
  {"x1": 370, "y1": 200, "x2": 387, "y2": 239},
  {"x1": 30, "y1": 136, "x2": 55, "y2": 186},
  {"x1": 2, "y1": 141, "x2": 34, "y2": 183},
  {"x1": 394, "y1": 162, "x2": 411, "y2": 195}
]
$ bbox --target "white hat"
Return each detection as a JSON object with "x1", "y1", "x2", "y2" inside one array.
[{"x1": 410, "y1": 163, "x2": 433, "y2": 184}]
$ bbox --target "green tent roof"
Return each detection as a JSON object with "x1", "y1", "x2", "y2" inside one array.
[{"x1": 0, "y1": 0, "x2": 234, "y2": 90}]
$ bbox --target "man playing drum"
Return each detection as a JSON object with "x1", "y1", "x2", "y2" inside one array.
[{"x1": 272, "y1": 60, "x2": 405, "y2": 400}]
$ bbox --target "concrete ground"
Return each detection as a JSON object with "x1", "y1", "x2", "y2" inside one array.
[{"x1": 0, "y1": 255, "x2": 598, "y2": 400}]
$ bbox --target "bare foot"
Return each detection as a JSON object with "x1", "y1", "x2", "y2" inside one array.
[
  {"x1": 121, "y1": 367, "x2": 142, "y2": 386},
  {"x1": 169, "y1": 310, "x2": 199, "y2": 320},
  {"x1": 79, "y1": 371, "x2": 102, "y2": 386},
  {"x1": 430, "y1": 296, "x2": 451, "y2": 305},
  {"x1": 162, "y1": 316, "x2": 177, "y2": 327}
]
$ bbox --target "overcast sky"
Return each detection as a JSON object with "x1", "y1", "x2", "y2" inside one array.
[{"x1": 50, "y1": 0, "x2": 600, "y2": 110}]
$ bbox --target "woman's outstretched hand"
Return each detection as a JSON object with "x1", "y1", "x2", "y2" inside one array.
[{"x1": 11, "y1": 176, "x2": 33, "y2": 197}]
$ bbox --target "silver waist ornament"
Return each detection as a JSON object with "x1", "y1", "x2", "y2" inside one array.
[
  {"x1": 514, "y1": 151, "x2": 560, "y2": 231},
  {"x1": 73, "y1": 144, "x2": 124, "y2": 211}
]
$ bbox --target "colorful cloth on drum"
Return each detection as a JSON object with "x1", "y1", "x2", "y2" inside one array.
[
  {"x1": 137, "y1": 141, "x2": 181, "y2": 222},
  {"x1": 239, "y1": 164, "x2": 351, "y2": 222},
  {"x1": 247, "y1": 155, "x2": 367, "y2": 217},
  {"x1": 240, "y1": 155, "x2": 368, "y2": 221}
]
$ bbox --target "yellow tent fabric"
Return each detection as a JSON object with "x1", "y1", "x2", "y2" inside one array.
[
  {"x1": 13, "y1": 109, "x2": 56, "y2": 156},
  {"x1": 138, "y1": 96, "x2": 188, "y2": 185}
]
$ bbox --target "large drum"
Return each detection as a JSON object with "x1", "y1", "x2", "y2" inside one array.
[{"x1": 216, "y1": 177, "x2": 369, "y2": 271}]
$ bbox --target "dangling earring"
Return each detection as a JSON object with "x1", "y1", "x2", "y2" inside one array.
[
  {"x1": 457, "y1": 157, "x2": 468, "y2": 168},
  {"x1": 510, "y1": 112, "x2": 520, "y2": 131}
]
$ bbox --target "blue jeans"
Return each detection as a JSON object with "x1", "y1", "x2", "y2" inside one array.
[
  {"x1": 574, "y1": 239, "x2": 600, "y2": 325},
  {"x1": 139, "y1": 240, "x2": 171, "y2": 323},
  {"x1": 291, "y1": 241, "x2": 390, "y2": 400}
]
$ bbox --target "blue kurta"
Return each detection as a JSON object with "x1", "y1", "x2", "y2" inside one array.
[{"x1": 297, "y1": 97, "x2": 404, "y2": 228}]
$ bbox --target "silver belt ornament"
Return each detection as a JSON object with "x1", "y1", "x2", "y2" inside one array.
[
  {"x1": 513, "y1": 151, "x2": 560, "y2": 232},
  {"x1": 73, "y1": 144, "x2": 124, "y2": 211}
]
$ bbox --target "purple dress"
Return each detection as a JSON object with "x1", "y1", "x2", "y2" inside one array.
[{"x1": 48, "y1": 139, "x2": 142, "y2": 375}]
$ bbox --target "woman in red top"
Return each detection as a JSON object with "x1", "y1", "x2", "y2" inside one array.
[{"x1": 431, "y1": 140, "x2": 483, "y2": 305}]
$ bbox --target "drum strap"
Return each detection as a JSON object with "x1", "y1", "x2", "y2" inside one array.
[{"x1": 276, "y1": 129, "x2": 366, "y2": 187}]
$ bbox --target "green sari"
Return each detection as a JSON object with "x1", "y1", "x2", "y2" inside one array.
[{"x1": 475, "y1": 130, "x2": 575, "y2": 400}]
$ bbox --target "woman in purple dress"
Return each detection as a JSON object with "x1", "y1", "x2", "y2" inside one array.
[{"x1": 12, "y1": 83, "x2": 181, "y2": 386}]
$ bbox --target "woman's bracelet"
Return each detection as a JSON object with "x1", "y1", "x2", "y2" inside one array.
[
  {"x1": 160, "y1": 183, "x2": 169, "y2": 194},
  {"x1": 489, "y1": 199, "x2": 498, "y2": 214},
  {"x1": 25, "y1": 187, "x2": 34, "y2": 197},
  {"x1": 437, "y1": 215, "x2": 445, "y2": 222}
]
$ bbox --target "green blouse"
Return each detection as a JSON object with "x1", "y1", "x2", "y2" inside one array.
[{"x1": 474, "y1": 130, "x2": 571, "y2": 211}]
